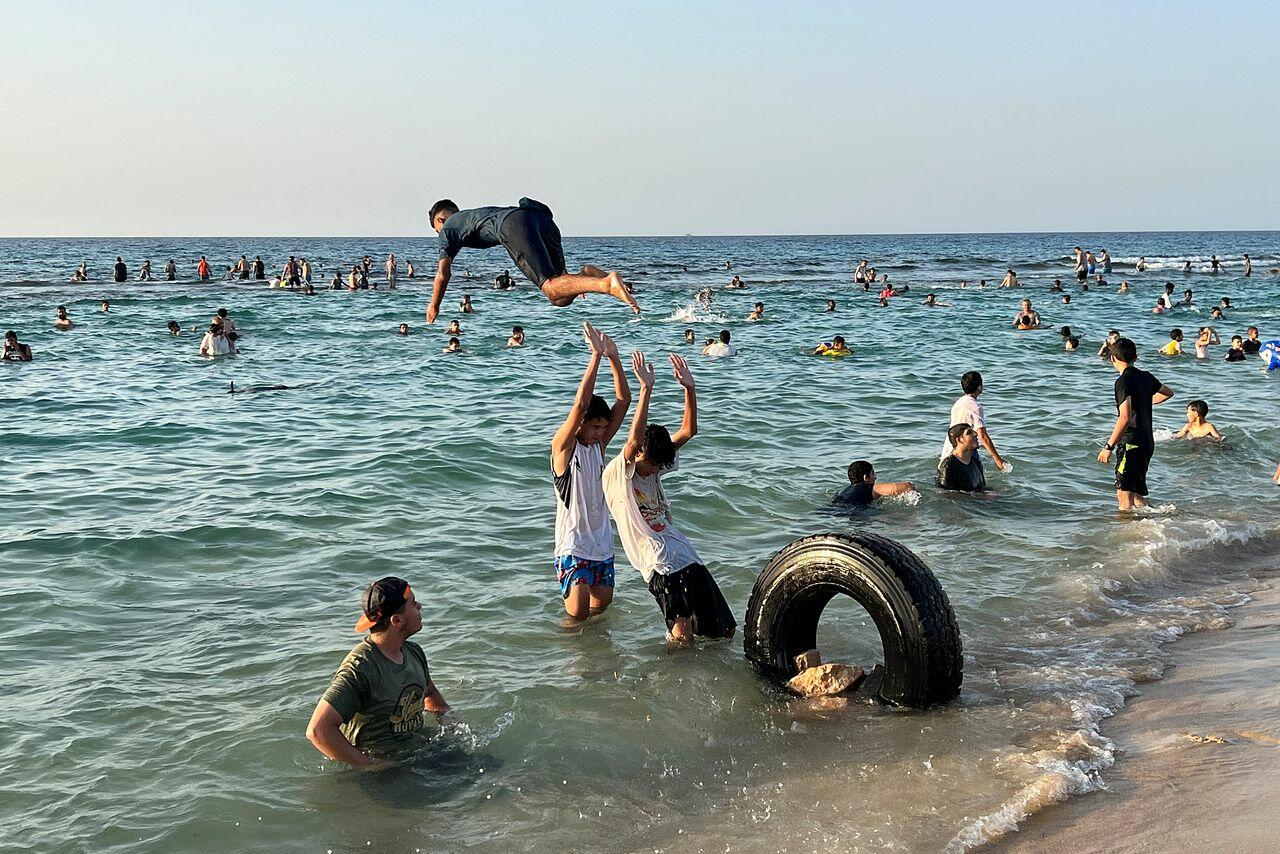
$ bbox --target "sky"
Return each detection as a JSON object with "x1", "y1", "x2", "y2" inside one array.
[{"x1": 2, "y1": 1, "x2": 1277, "y2": 237}]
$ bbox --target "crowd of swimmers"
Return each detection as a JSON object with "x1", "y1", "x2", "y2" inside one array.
[{"x1": 10, "y1": 219, "x2": 1279, "y2": 771}]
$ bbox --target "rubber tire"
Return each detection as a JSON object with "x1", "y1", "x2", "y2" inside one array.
[{"x1": 743, "y1": 532, "x2": 963, "y2": 708}]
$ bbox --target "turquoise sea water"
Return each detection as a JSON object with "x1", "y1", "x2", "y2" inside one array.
[{"x1": 2, "y1": 232, "x2": 1279, "y2": 852}]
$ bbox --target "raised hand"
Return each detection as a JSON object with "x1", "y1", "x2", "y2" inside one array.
[
  {"x1": 669, "y1": 353, "x2": 695, "y2": 389},
  {"x1": 582, "y1": 321, "x2": 605, "y2": 355},
  {"x1": 631, "y1": 351, "x2": 656, "y2": 389},
  {"x1": 601, "y1": 331, "x2": 620, "y2": 359}
]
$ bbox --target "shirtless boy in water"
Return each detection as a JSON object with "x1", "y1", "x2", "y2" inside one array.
[
  {"x1": 1175, "y1": 400, "x2": 1223, "y2": 441},
  {"x1": 551, "y1": 323, "x2": 632, "y2": 621}
]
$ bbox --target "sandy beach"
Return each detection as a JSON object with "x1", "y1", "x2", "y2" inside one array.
[{"x1": 995, "y1": 574, "x2": 1280, "y2": 852}]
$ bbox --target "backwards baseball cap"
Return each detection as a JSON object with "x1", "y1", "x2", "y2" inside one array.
[{"x1": 354, "y1": 576, "x2": 412, "y2": 633}]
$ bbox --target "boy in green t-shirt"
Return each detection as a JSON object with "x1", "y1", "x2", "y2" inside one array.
[{"x1": 307, "y1": 577, "x2": 450, "y2": 767}]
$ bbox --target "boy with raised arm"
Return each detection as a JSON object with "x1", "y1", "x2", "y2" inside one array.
[
  {"x1": 602, "y1": 352, "x2": 736, "y2": 643},
  {"x1": 551, "y1": 322, "x2": 632, "y2": 621}
]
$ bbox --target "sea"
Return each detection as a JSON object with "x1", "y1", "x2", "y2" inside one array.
[{"x1": 2, "y1": 231, "x2": 1279, "y2": 853}]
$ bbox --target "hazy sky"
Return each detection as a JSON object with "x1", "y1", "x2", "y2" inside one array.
[{"x1": 3, "y1": 1, "x2": 1277, "y2": 236}]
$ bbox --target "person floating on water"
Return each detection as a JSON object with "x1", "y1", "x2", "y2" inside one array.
[
  {"x1": 1000, "y1": 269, "x2": 1018, "y2": 288},
  {"x1": 442, "y1": 337, "x2": 462, "y2": 353},
  {"x1": 459, "y1": 294, "x2": 475, "y2": 314},
  {"x1": 446, "y1": 319, "x2": 462, "y2": 336},
  {"x1": 2, "y1": 330, "x2": 33, "y2": 361},
  {"x1": 825, "y1": 299, "x2": 837, "y2": 312},
  {"x1": 494, "y1": 269, "x2": 515, "y2": 290},
  {"x1": 747, "y1": 302, "x2": 764, "y2": 321},
  {"x1": 1159, "y1": 328, "x2": 1185, "y2": 356},
  {"x1": 727, "y1": 275, "x2": 745, "y2": 290},
  {"x1": 508, "y1": 326, "x2": 525, "y2": 348},
  {"x1": 1243, "y1": 326, "x2": 1262, "y2": 354},
  {"x1": 1225, "y1": 335, "x2": 1247, "y2": 362},
  {"x1": 1012, "y1": 299, "x2": 1041, "y2": 329},
  {"x1": 1176, "y1": 400, "x2": 1223, "y2": 441},
  {"x1": 166, "y1": 320, "x2": 181, "y2": 336},
  {"x1": 1097, "y1": 329, "x2": 1121, "y2": 360},
  {"x1": 833, "y1": 460, "x2": 914, "y2": 506},
  {"x1": 922, "y1": 293, "x2": 950, "y2": 307},
  {"x1": 101, "y1": 300, "x2": 110, "y2": 312},
  {"x1": 54, "y1": 305, "x2": 73, "y2": 329},
  {"x1": 704, "y1": 330, "x2": 736, "y2": 358},
  {"x1": 306, "y1": 577, "x2": 450, "y2": 769},
  {"x1": 943, "y1": 370, "x2": 1009, "y2": 472},
  {"x1": 1098, "y1": 337, "x2": 1174, "y2": 511},
  {"x1": 551, "y1": 322, "x2": 631, "y2": 622},
  {"x1": 425, "y1": 198, "x2": 638, "y2": 323},
  {"x1": 602, "y1": 351, "x2": 736, "y2": 643},
  {"x1": 398, "y1": 323, "x2": 410, "y2": 336},
  {"x1": 814, "y1": 335, "x2": 852, "y2": 356},
  {"x1": 937, "y1": 424, "x2": 987, "y2": 493}
]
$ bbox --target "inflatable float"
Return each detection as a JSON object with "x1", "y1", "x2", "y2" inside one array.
[{"x1": 744, "y1": 532, "x2": 963, "y2": 709}]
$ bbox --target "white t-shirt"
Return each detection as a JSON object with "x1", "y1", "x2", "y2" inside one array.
[
  {"x1": 705, "y1": 342, "x2": 736, "y2": 358},
  {"x1": 199, "y1": 333, "x2": 232, "y2": 356},
  {"x1": 552, "y1": 442, "x2": 614, "y2": 561},
  {"x1": 603, "y1": 452, "x2": 701, "y2": 583},
  {"x1": 941, "y1": 394, "x2": 986, "y2": 455}
]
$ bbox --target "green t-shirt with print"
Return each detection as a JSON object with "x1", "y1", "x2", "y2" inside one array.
[{"x1": 321, "y1": 637, "x2": 434, "y2": 759}]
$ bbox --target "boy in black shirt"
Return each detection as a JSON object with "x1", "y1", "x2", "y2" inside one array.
[
  {"x1": 834, "y1": 460, "x2": 915, "y2": 506},
  {"x1": 1098, "y1": 338, "x2": 1174, "y2": 510}
]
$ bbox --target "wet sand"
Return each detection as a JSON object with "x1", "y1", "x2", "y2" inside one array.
[{"x1": 995, "y1": 577, "x2": 1280, "y2": 853}]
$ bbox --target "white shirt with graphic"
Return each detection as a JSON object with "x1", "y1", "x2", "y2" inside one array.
[{"x1": 603, "y1": 451, "x2": 701, "y2": 584}]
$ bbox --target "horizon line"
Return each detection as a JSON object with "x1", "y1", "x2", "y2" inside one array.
[{"x1": 1, "y1": 227, "x2": 1278, "y2": 241}]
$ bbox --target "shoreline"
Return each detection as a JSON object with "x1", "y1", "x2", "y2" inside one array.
[{"x1": 993, "y1": 574, "x2": 1280, "y2": 852}]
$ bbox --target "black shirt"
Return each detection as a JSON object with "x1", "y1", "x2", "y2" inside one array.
[
  {"x1": 437, "y1": 206, "x2": 517, "y2": 260},
  {"x1": 1113, "y1": 366, "x2": 1163, "y2": 449},
  {"x1": 113, "y1": 261, "x2": 127, "y2": 282},
  {"x1": 833, "y1": 482, "x2": 876, "y2": 506},
  {"x1": 1225, "y1": 348, "x2": 1246, "y2": 362},
  {"x1": 1242, "y1": 338, "x2": 1261, "y2": 355},
  {"x1": 937, "y1": 454, "x2": 986, "y2": 492}
]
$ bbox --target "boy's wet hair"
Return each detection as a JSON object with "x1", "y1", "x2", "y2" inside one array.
[
  {"x1": 1188, "y1": 399, "x2": 1209, "y2": 418},
  {"x1": 847, "y1": 459, "x2": 873, "y2": 483},
  {"x1": 947, "y1": 423, "x2": 973, "y2": 445},
  {"x1": 1060, "y1": 325, "x2": 1072, "y2": 337},
  {"x1": 642, "y1": 424, "x2": 676, "y2": 468},
  {"x1": 1067, "y1": 336, "x2": 1080, "y2": 348},
  {"x1": 429, "y1": 199, "x2": 459, "y2": 222},
  {"x1": 1232, "y1": 335, "x2": 1242, "y2": 342},
  {"x1": 719, "y1": 330, "x2": 731, "y2": 343},
  {"x1": 512, "y1": 325, "x2": 523, "y2": 334},
  {"x1": 585, "y1": 394, "x2": 612, "y2": 421},
  {"x1": 1169, "y1": 328, "x2": 1183, "y2": 339},
  {"x1": 960, "y1": 370, "x2": 983, "y2": 394}
]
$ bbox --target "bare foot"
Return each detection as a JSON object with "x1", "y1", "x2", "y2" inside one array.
[{"x1": 606, "y1": 272, "x2": 641, "y2": 314}]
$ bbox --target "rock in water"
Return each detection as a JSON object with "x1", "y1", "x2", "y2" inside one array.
[{"x1": 787, "y1": 663, "x2": 866, "y2": 697}]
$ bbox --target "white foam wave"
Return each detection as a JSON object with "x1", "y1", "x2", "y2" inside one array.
[{"x1": 664, "y1": 303, "x2": 730, "y2": 323}]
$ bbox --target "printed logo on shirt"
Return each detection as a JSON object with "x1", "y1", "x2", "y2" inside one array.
[{"x1": 388, "y1": 684, "x2": 426, "y2": 736}]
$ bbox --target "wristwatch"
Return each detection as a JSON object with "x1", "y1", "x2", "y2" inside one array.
[{"x1": 1104, "y1": 442, "x2": 1115, "y2": 451}]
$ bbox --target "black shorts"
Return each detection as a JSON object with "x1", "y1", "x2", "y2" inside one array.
[
  {"x1": 499, "y1": 207, "x2": 566, "y2": 288},
  {"x1": 1076, "y1": 268, "x2": 1087, "y2": 281},
  {"x1": 647, "y1": 564, "x2": 736, "y2": 638},
  {"x1": 1114, "y1": 442, "x2": 1153, "y2": 496}
]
